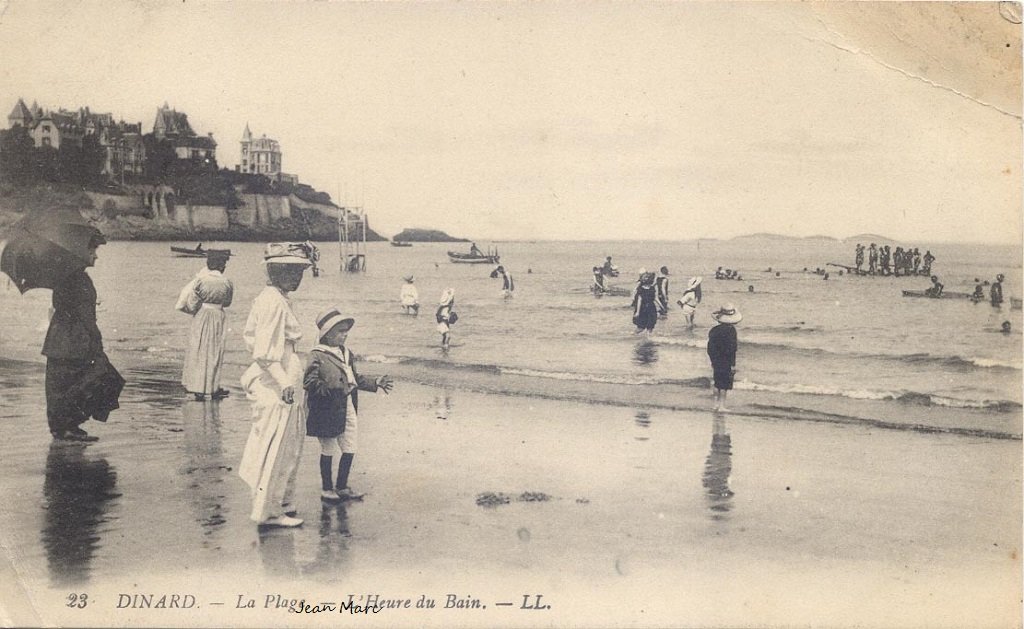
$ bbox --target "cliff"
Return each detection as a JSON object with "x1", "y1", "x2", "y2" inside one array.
[{"x1": 0, "y1": 183, "x2": 386, "y2": 242}]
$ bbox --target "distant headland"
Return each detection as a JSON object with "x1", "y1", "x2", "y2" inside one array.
[{"x1": 391, "y1": 228, "x2": 468, "y2": 243}]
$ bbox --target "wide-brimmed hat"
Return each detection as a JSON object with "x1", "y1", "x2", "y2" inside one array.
[
  {"x1": 403, "y1": 274, "x2": 414, "y2": 282},
  {"x1": 687, "y1": 276, "x2": 703, "y2": 290},
  {"x1": 712, "y1": 303, "x2": 742, "y2": 324},
  {"x1": 315, "y1": 307, "x2": 354, "y2": 340},
  {"x1": 439, "y1": 287, "x2": 455, "y2": 305},
  {"x1": 263, "y1": 242, "x2": 312, "y2": 265}
]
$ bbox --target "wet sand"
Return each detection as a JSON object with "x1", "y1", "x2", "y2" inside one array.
[{"x1": 0, "y1": 357, "x2": 1019, "y2": 628}]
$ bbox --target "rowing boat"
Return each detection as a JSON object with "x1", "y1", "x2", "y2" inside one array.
[
  {"x1": 901, "y1": 290, "x2": 972, "y2": 300},
  {"x1": 171, "y1": 246, "x2": 231, "y2": 258},
  {"x1": 447, "y1": 251, "x2": 499, "y2": 264}
]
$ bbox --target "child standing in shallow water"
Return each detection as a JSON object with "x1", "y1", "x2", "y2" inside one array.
[
  {"x1": 436, "y1": 288, "x2": 456, "y2": 349},
  {"x1": 400, "y1": 275, "x2": 419, "y2": 315},
  {"x1": 707, "y1": 303, "x2": 742, "y2": 412},
  {"x1": 304, "y1": 307, "x2": 393, "y2": 502}
]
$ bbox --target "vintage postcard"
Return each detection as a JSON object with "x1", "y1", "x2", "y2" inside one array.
[{"x1": 0, "y1": 2, "x2": 1020, "y2": 627}]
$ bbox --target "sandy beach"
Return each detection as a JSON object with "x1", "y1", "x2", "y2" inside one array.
[{"x1": 0, "y1": 354, "x2": 1018, "y2": 628}]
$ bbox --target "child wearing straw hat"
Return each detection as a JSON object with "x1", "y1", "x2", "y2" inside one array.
[
  {"x1": 707, "y1": 303, "x2": 742, "y2": 412},
  {"x1": 400, "y1": 275, "x2": 419, "y2": 315},
  {"x1": 436, "y1": 288, "x2": 457, "y2": 349},
  {"x1": 677, "y1": 276, "x2": 702, "y2": 328},
  {"x1": 304, "y1": 307, "x2": 393, "y2": 502}
]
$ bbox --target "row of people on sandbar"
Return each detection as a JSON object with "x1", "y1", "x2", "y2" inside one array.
[{"x1": 854, "y1": 243, "x2": 933, "y2": 276}]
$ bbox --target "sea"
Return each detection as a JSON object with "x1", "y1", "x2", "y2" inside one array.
[{"x1": 1, "y1": 237, "x2": 1021, "y2": 437}]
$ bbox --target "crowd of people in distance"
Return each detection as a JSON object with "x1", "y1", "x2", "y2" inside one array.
[
  {"x1": 714, "y1": 267, "x2": 742, "y2": 280},
  {"x1": 854, "y1": 243, "x2": 933, "y2": 276}
]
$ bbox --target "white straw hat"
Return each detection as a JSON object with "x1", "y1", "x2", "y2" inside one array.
[{"x1": 712, "y1": 303, "x2": 742, "y2": 324}]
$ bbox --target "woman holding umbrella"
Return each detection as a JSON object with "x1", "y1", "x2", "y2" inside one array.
[{"x1": 41, "y1": 228, "x2": 120, "y2": 442}]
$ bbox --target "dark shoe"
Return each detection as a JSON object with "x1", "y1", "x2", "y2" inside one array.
[
  {"x1": 193, "y1": 393, "x2": 206, "y2": 401},
  {"x1": 53, "y1": 430, "x2": 98, "y2": 443},
  {"x1": 335, "y1": 487, "x2": 364, "y2": 501},
  {"x1": 69, "y1": 427, "x2": 100, "y2": 442},
  {"x1": 211, "y1": 389, "x2": 230, "y2": 399}
]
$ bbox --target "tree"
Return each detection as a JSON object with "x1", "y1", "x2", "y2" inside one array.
[{"x1": 0, "y1": 127, "x2": 39, "y2": 185}]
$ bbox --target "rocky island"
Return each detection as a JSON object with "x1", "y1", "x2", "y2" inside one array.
[{"x1": 391, "y1": 228, "x2": 468, "y2": 243}]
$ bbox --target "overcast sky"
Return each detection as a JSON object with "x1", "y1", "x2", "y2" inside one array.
[{"x1": 0, "y1": 1, "x2": 1019, "y2": 243}]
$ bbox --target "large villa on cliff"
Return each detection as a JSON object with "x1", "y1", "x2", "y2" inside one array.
[{"x1": 236, "y1": 123, "x2": 298, "y2": 184}]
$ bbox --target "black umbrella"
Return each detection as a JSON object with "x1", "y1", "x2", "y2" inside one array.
[{"x1": 1, "y1": 208, "x2": 102, "y2": 294}]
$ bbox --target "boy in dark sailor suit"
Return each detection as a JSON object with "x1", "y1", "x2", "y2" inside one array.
[{"x1": 304, "y1": 307, "x2": 393, "y2": 502}]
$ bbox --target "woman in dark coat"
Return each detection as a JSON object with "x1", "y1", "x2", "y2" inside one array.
[
  {"x1": 42, "y1": 230, "x2": 122, "y2": 442},
  {"x1": 631, "y1": 271, "x2": 659, "y2": 334}
]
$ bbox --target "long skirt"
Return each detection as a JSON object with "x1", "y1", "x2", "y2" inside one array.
[
  {"x1": 238, "y1": 353, "x2": 306, "y2": 524},
  {"x1": 46, "y1": 358, "x2": 92, "y2": 435},
  {"x1": 46, "y1": 355, "x2": 124, "y2": 435},
  {"x1": 181, "y1": 305, "x2": 227, "y2": 395}
]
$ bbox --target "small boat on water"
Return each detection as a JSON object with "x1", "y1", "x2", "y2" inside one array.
[
  {"x1": 391, "y1": 241, "x2": 413, "y2": 247},
  {"x1": 901, "y1": 289, "x2": 973, "y2": 300},
  {"x1": 171, "y1": 246, "x2": 232, "y2": 258},
  {"x1": 447, "y1": 247, "x2": 499, "y2": 264}
]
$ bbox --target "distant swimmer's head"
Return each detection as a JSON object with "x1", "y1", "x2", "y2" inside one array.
[
  {"x1": 748, "y1": 285, "x2": 754, "y2": 292},
  {"x1": 1002, "y1": 321, "x2": 1012, "y2": 334}
]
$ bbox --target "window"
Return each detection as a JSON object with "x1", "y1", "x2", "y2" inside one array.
[{"x1": 42, "y1": 124, "x2": 51, "y2": 132}]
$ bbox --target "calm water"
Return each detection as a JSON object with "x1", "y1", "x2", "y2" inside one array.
[{"x1": 1, "y1": 238, "x2": 1021, "y2": 425}]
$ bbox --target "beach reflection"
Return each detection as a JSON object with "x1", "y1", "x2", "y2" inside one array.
[
  {"x1": 433, "y1": 390, "x2": 453, "y2": 420},
  {"x1": 632, "y1": 340, "x2": 658, "y2": 366},
  {"x1": 257, "y1": 528, "x2": 299, "y2": 576},
  {"x1": 701, "y1": 416, "x2": 734, "y2": 521},
  {"x1": 307, "y1": 502, "x2": 351, "y2": 577},
  {"x1": 181, "y1": 401, "x2": 229, "y2": 546},
  {"x1": 634, "y1": 410, "x2": 652, "y2": 441},
  {"x1": 42, "y1": 442, "x2": 119, "y2": 586}
]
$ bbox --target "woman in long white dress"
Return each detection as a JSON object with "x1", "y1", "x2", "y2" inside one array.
[
  {"x1": 238, "y1": 243, "x2": 312, "y2": 527},
  {"x1": 177, "y1": 251, "x2": 233, "y2": 400}
]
